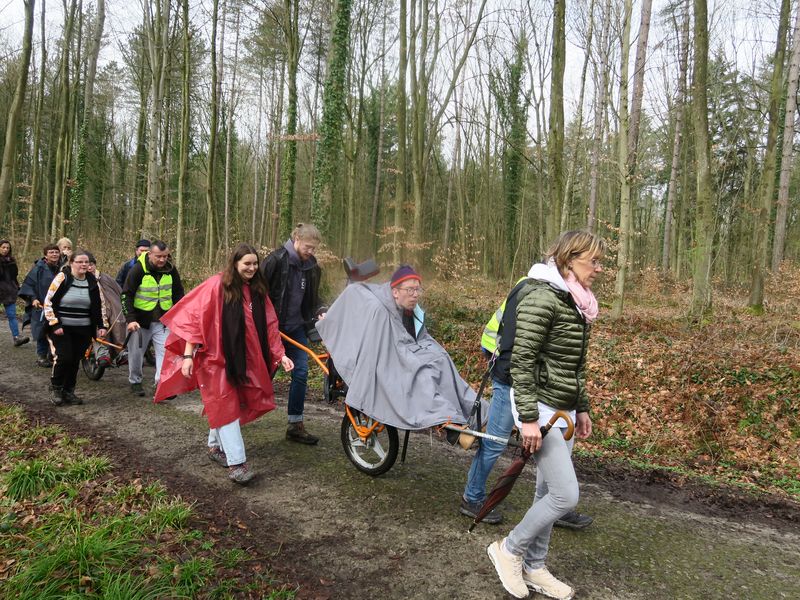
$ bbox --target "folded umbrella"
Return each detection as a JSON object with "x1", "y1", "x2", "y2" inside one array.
[{"x1": 468, "y1": 410, "x2": 574, "y2": 532}]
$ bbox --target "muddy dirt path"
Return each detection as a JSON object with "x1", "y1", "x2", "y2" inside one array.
[{"x1": 2, "y1": 339, "x2": 799, "y2": 600}]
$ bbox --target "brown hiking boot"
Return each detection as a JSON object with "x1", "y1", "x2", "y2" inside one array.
[
  {"x1": 286, "y1": 422, "x2": 319, "y2": 445},
  {"x1": 208, "y1": 446, "x2": 227, "y2": 467},
  {"x1": 228, "y1": 463, "x2": 255, "y2": 484},
  {"x1": 13, "y1": 336, "x2": 30, "y2": 347}
]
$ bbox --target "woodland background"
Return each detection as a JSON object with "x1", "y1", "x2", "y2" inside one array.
[
  {"x1": 0, "y1": 0, "x2": 798, "y2": 314},
  {"x1": 0, "y1": 1, "x2": 798, "y2": 496}
]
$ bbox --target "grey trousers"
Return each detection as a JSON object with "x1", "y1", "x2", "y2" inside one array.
[
  {"x1": 505, "y1": 428, "x2": 579, "y2": 570},
  {"x1": 127, "y1": 322, "x2": 168, "y2": 385}
]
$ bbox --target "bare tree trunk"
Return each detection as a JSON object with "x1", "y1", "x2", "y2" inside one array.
[
  {"x1": 394, "y1": 0, "x2": 408, "y2": 264},
  {"x1": 223, "y1": 4, "x2": 241, "y2": 251},
  {"x1": 662, "y1": 2, "x2": 690, "y2": 273},
  {"x1": 587, "y1": 0, "x2": 612, "y2": 231},
  {"x1": 278, "y1": 0, "x2": 300, "y2": 241},
  {"x1": 690, "y1": 0, "x2": 715, "y2": 319},
  {"x1": 370, "y1": 2, "x2": 388, "y2": 253},
  {"x1": 253, "y1": 57, "x2": 264, "y2": 242},
  {"x1": 51, "y1": 0, "x2": 78, "y2": 239},
  {"x1": 611, "y1": 0, "x2": 633, "y2": 320},
  {"x1": 205, "y1": 0, "x2": 220, "y2": 265},
  {"x1": 176, "y1": 0, "x2": 190, "y2": 265},
  {"x1": 748, "y1": 0, "x2": 790, "y2": 311},
  {"x1": 547, "y1": 0, "x2": 566, "y2": 240},
  {"x1": 142, "y1": 0, "x2": 171, "y2": 238},
  {"x1": 562, "y1": 0, "x2": 595, "y2": 232},
  {"x1": 25, "y1": 0, "x2": 47, "y2": 255},
  {"x1": 0, "y1": 0, "x2": 35, "y2": 221},
  {"x1": 772, "y1": 0, "x2": 800, "y2": 272}
]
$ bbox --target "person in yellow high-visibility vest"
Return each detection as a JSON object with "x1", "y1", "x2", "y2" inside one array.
[{"x1": 121, "y1": 240, "x2": 185, "y2": 397}]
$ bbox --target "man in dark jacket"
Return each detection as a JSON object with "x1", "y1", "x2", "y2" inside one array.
[
  {"x1": 18, "y1": 244, "x2": 62, "y2": 366},
  {"x1": 261, "y1": 223, "x2": 326, "y2": 444},
  {"x1": 116, "y1": 239, "x2": 151, "y2": 288},
  {"x1": 121, "y1": 240, "x2": 184, "y2": 397}
]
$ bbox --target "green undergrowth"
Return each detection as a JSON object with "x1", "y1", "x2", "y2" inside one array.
[{"x1": 0, "y1": 403, "x2": 295, "y2": 599}]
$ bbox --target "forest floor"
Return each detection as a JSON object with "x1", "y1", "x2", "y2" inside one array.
[{"x1": 1, "y1": 330, "x2": 799, "y2": 599}]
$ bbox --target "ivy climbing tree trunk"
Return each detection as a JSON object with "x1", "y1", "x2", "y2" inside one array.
[
  {"x1": 311, "y1": 0, "x2": 353, "y2": 235},
  {"x1": 0, "y1": 0, "x2": 35, "y2": 224}
]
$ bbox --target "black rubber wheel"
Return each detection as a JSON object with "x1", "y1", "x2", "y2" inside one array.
[
  {"x1": 144, "y1": 341, "x2": 156, "y2": 366},
  {"x1": 340, "y1": 409, "x2": 399, "y2": 476},
  {"x1": 82, "y1": 353, "x2": 106, "y2": 381}
]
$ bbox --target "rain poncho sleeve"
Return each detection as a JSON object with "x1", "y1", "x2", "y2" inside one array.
[
  {"x1": 316, "y1": 282, "x2": 484, "y2": 430},
  {"x1": 154, "y1": 274, "x2": 285, "y2": 428}
]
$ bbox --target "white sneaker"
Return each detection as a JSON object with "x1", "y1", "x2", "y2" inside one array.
[
  {"x1": 522, "y1": 566, "x2": 575, "y2": 600},
  {"x1": 487, "y1": 540, "x2": 529, "y2": 598}
]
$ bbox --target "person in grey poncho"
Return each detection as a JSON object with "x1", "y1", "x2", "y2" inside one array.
[{"x1": 316, "y1": 265, "x2": 482, "y2": 431}]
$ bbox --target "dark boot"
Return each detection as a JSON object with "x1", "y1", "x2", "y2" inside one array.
[
  {"x1": 13, "y1": 336, "x2": 30, "y2": 347},
  {"x1": 37, "y1": 355, "x2": 52, "y2": 368},
  {"x1": 286, "y1": 422, "x2": 319, "y2": 445},
  {"x1": 62, "y1": 389, "x2": 84, "y2": 405},
  {"x1": 50, "y1": 385, "x2": 64, "y2": 406},
  {"x1": 554, "y1": 510, "x2": 593, "y2": 530}
]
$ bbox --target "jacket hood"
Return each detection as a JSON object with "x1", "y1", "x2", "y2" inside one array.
[
  {"x1": 527, "y1": 259, "x2": 569, "y2": 293},
  {"x1": 283, "y1": 239, "x2": 317, "y2": 271}
]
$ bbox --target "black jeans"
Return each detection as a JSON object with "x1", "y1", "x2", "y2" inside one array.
[{"x1": 49, "y1": 325, "x2": 93, "y2": 391}]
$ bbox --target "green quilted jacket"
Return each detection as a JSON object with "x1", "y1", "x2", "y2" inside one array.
[{"x1": 510, "y1": 279, "x2": 590, "y2": 423}]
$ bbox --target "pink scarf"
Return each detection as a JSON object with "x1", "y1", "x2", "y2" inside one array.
[{"x1": 564, "y1": 272, "x2": 599, "y2": 323}]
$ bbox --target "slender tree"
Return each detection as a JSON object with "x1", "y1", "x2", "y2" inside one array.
[
  {"x1": 547, "y1": 0, "x2": 566, "y2": 240},
  {"x1": 689, "y1": 0, "x2": 715, "y2": 319},
  {"x1": 748, "y1": 0, "x2": 790, "y2": 311},
  {"x1": 772, "y1": 0, "x2": 800, "y2": 272},
  {"x1": 0, "y1": 0, "x2": 35, "y2": 223},
  {"x1": 662, "y1": 1, "x2": 690, "y2": 273}
]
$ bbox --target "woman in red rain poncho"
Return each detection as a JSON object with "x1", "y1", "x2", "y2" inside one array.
[{"x1": 155, "y1": 243, "x2": 294, "y2": 484}]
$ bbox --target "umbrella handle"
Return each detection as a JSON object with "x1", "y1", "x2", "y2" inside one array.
[{"x1": 541, "y1": 410, "x2": 575, "y2": 441}]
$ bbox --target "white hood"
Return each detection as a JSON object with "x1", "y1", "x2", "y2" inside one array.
[{"x1": 527, "y1": 259, "x2": 569, "y2": 292}]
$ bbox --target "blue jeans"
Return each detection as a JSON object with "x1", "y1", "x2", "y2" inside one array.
[
  {"x1": 4, "y1": 303, "x2": 20, "y2": 338},
  {"x1": 463, "y1": 378, "x2": 515, "y2": 503},
  {"x1": 282, "y1": 325, "x2": 309, "y2": 423}
]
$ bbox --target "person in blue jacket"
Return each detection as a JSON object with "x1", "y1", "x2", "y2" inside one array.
[
  {"x1": 19, "y1": 243, "x2": 62, "y2": 366},
  {"x1": 0, "y1": 239, "x2": 29, "y2": 347},
  {"x1": 115, "y1": 239, "x2": 151, "y2": 288}
]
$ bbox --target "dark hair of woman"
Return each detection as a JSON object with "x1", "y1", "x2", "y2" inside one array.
[
  {"x1": 221, "y1": 243, "x2": 268, "y2": 304},
  {"x1": 0, "y1": 239, "x2": 12, "y2": 257},
  {"x1": 68, "y1": 250, "x2": 91, "y2": 264}
]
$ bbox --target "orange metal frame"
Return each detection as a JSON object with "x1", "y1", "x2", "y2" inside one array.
[
  {"x1": 84, "y1": 336, "x2": 125, "y2": 359},
  {"x1": 280, "y1": 332, "x2": 383, "y2": 441}
]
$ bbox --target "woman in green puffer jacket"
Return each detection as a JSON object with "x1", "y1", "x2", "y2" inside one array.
[{"x1": 487, "y1": 230, "x2": 605, "y2": 600}]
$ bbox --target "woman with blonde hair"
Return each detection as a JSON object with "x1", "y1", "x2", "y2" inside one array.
[{"x1": 487, "y1": 230, "x2": 605, "y2": 600}]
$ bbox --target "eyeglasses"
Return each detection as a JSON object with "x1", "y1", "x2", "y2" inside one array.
[
  {"x1": 398, "y1": 286, "x2": 424, "y2": 296},
  {"x1": 575, "y1": 255, "x2": 603, "y2": 269}
]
